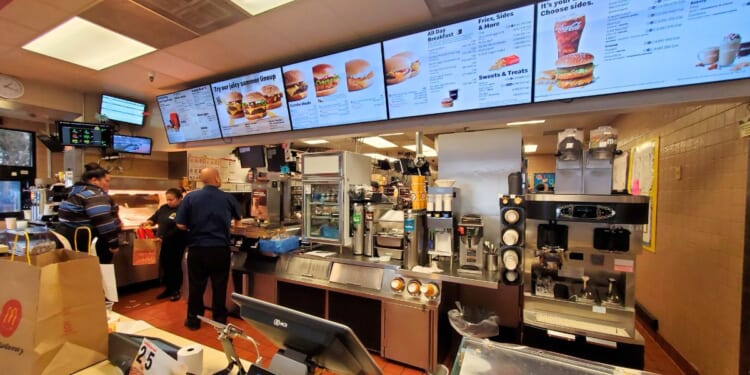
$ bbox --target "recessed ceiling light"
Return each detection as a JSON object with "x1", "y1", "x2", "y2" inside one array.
[
  {"x1": 360, "y1": 136, "x2": 397, "y2": 149},
  {"x1": 524, "y1": 144, "x2": 538, "y2": 153},
  {"x1": 364, "y1": 153, "x2": 398, "y2": 161},
  {"x1": 22, "y1": 17, "x2": 156, "y2": 71},
  {"x1": 507, "y1": 119, "x2": 546, "y2": 126},
  {"x1": 230, "y1": 0, "x2": 294, "y2": 15},
  {"x1": 378, "y1": 132, "x2": 404, "y2": 137},
  {"x1": 303, "y1": 139, "x2": 328, "y2": 145},
  {"x1": 403, "y1": 144, "x2": 437, "y2": 157}
]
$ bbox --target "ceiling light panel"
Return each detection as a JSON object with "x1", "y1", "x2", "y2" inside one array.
[
  {"x1": 360, "y1": 136, "x2": 397, "y2": 149},
  {"x1": 304, "y1": 139, "x2": 329, "y2": 145},
  {"x1": 23, "y1": 17, "x2": 156, "y2": 71},
  {"x1": 364, "y1": 153, "x2": 397, "y2": 161},
  {"x1": 507, "y1": 119, "x2": 546, "y2": 126},
  {"x1": 403, "y1": 144, "x2": 437, "y2": 157},
  {"x1": 524, "y1": 144, "x2": 538, "y2": 153},
  {"x1": 230, "y1": 0, "x2": 294, "y2": 15}
]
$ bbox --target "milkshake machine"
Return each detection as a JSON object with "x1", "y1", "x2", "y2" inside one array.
[
  {"x1": 457, "y1": 214, "x2": 484, "y2": 273},
  {"x1": 426, "y1": 187, "x2": 460, "y2": 265},
  {"x1": 521, "y1": 194, "x2": 649, "y2": 369}
]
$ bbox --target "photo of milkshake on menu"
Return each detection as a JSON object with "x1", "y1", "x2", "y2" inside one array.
[{"x1": 211, "y1": 67, "x2": 292, "y2": 138}]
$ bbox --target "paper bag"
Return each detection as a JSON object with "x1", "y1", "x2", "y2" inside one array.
[
  {"x1": 0, "y1": 249, "x2": 108, "y2": 375},
  {"x1": 132, "y1": 238, "x2": 160, "y2": 266}
]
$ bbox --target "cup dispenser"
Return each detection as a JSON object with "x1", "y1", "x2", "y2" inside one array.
[
  {"x1": 457, "y1": 214, "x2": 484, "y2": 274},
  {"x1": 499, "y1": 195, "x2": 525, "y2": 285}
]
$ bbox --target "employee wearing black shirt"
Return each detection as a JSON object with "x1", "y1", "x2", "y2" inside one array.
[
  {"x1": 176, "y1": 168, "x2": 241, "y2": 330},
  {"x1": 142, "y1": 188, "x2": 187, "y2": 301}
]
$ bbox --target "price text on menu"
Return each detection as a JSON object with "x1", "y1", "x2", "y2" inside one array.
[{"x1": 157, "y1": 85, "x2": 222, "y2": 144}]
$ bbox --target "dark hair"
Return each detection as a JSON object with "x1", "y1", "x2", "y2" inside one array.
[
  {"x1": 165, "y1": 188, "x2": 183, "y2": 199},
  {"x1": 81, "y1": 163, "x2": 109, "y2": 182}
]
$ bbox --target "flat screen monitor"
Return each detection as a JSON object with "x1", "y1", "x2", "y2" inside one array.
[
  {"x1": 100, "y1": 94, "x2": 146, "y2": 126},
  {"x1": 237, "y1": 146, "x2": 266, "y2": 169},
  {"x1": 156, "y1": 85, "x2": 223, "y2": 144},
  {"x1": 265, "y1": 145, "x2": 286, "y2": 172},
  {"x1": 0, "y1": 128, "x2": 35, "y2": 167},
  {"x1": 112, "y1": 134, "x2": 152, "y2": 155},
  {"x1": 210, "y1": 67, "x2": 292, "y2": 137},
  {"x1": 283, "y1": 43, "x2": 388, "y2": 130},
  {"x1": 0, "y1": 180, "x2": 22, "y2": 218},
  {"x1": 533, "y1": 0, "x2": 750, "y2": 102},
  {"x1": 383, "y1": 4, "x2": 535, "y2": 119},
  {"x1": 57, "y1": 121, "x2": 112, "y2": 148},
  {"x1": 231, "y1": 293, "x2": 382, "y2": 375}
]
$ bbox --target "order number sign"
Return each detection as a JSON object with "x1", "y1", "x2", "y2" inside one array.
[{"x1": 130, "y1": 338, "x2": 185, "y2": 375}]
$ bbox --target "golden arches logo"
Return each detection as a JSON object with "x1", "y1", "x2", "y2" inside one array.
[{"x1": 0, "y1": 299, "x2": 22, "y2": 338}]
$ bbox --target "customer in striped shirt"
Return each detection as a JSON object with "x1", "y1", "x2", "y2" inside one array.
[{"x1": 57, "y1": 163, "x2": 121, "y2": 264}]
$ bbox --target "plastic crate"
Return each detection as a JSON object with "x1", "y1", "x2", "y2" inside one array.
[{"x1": 258, "y1": 236, "x2": 300, "y2": 254}]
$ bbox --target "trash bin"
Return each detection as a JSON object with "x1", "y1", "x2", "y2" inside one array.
[{"x1": 448, "y1": 303, "x2": 500, "y2": 339}]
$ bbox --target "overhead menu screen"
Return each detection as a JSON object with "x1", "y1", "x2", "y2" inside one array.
[
  {"x1": 383, "y1": 4, "x2": 534, "y2": 119},
  {"x1": 157, "y1": 85, "x2": 222, "y2": 144},
  {"x1": 534, "y1": 0, "x2": 750, "y2": 102},
  {"x1": 211, "y1": 67, "x2": 292, "y2": 137},
  {"x1": 283, "y1": 43, "x2": 388, "y2": 130}
]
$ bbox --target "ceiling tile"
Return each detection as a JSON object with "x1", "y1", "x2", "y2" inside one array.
[
  {"x1": 38, "y1": 0, "x2": 100, "y2": 14},
  {"x1": 0, "y1": 49, "x2": 94, "y2": 90},
  {"x1": 98, "y1": 63, "x2": 182, "y2": 99},
  {"x1": 321, "y1": 0, "x2": 432, "y2": 40},
  {"x1": 0, "y1": 19, "x2": 38, "y2": 46},
  {"x1": 132, "y1": 51, "x2": 216, "y2": 82},
  {"x1": 0, "y1": 0, "x2": 73, "y2": 32}
]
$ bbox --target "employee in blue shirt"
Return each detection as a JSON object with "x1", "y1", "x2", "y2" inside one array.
[
  {"x1": 142, "y1": 188, "x2": 187, "y2": 301},
  {"x1": 176, "y1": 168, "x2": 241, "y2": 330}
]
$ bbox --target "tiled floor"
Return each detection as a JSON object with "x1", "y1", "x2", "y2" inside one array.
[{"x1": 114, "y1": 287, "x2": 683, "y2": 374}]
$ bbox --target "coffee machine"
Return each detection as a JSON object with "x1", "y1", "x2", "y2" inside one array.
[
  {"x1": 521, "y1": 194, "x2": 649, "y2": 369},
  {"x1": 457, "y1": 214, "x2": 483, "y2": 273},
  {"x1": 426, "y1": 187, "x2": 460, "y2": 265}
]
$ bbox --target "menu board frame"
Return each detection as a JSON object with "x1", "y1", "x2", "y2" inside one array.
[
  {"x1": 156, "y1": 85, "x2": 224, "y2": 144},
  {"x1": 282, "y1": 42, "x2": 389, "y2": 131}
]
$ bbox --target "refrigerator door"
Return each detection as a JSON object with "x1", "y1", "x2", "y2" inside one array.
[{"x1": 303, "y1": 179, "x2": 344, "y2": 245}]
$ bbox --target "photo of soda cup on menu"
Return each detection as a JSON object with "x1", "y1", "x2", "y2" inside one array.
[
  {"x1": 536, "y1": 13, "x2": 595, "y2": 91},
  {"x1": 554, "y1": 15, "x2": 585, "y2": 58}
]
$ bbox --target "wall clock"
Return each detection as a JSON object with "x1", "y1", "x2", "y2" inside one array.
[{"x1": 0, "y1": 74, "x2": 24, "y2": 99}]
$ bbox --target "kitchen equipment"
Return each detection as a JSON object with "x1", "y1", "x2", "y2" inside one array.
[
  {"x1": 352, "y1": 203, "x2": 364, "y2": 255},
  {"x1": 499, "y1": 195, "x2": 525, "y2": 284},
  {"x1": 522, "y1": 193, "x2": 650, "y2": 368},
  {"x1": 403, "y1": 209, "x2": 427, "y2": 270},
  {"x1": 426, "y1": 187, "x2": 460, "y2": 265},
  {"x1": 364, "y1": 203, "x2": 375, "y2": 257},
  {"x1": 301, "y1": 151, "x2": 371, "y2": 250},
  {"x1": 457, "y1": 214, "x2": 484, "y2": 273},
  {"x1": 555, "y1": 128, "x2": 584, "y2": 194},
  {"x1": 584, "y1": 126, "x2": 618, "y2": 195}
]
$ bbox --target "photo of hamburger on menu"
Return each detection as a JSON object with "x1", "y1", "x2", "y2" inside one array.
[
  {"x1": 261, "y1": 84, "x2": 283, "y2": 109},
  {"x1": 345, "y1": 59, "x2": 375, "y2": 91},
  {"x1": 283, "y1": 69, "x2": 308, "y2": 101},
  {"x1": 385, "y1": 54, "x2": 412, "y2": 85},
  {"x1": 536, "y1": 52, "x2": 595, "y2": 90},
  {"x1": 243, "y1": 92, "x2": 267, "y2": 121},
  {"x1": 312, "y1": 64, "x2": 339, "y2": 96},
  {"x1": 393, "y1": 51, "x2": 420, "y2": 78},
  {"x1": 225, "y1": 91, "x2": 244, "y2": 119}
]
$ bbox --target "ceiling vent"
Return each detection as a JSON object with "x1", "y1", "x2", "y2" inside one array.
[
  {"x1": 132, "y1": 0, "x2": 249, "y2": 35},
  {"x1": 423, "y1": 0, "x2": 528, "y2": 18}
]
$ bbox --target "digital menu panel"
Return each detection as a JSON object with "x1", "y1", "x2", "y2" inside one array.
[
  {"x1": 383, "y1": 5, "x2": 534, "y2": 119},
  {"x1": 534, "y1": 0, "x2": 750, "y2": 102},
  {"x1": 157, "y1": 86, "x2": 222, "y2": 144},
  {"x1": 211, "y1": 68, "x2": 292, "y2": 137},
  {"x1": 283, "y1": 43, "x2": 388, "y2": 130}
]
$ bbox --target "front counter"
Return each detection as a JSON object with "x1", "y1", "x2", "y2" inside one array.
[{"x1": 231, "y1": 243, "x2": 522, "y2": 373}]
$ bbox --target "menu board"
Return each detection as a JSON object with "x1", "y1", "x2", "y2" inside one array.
[
  {"x1": 210, "y1": 68, "x2": 292, "y2": 137},
  {"x1": 157, "y1": 86, "x2": 222, "y2": 144},
  {"x1": 283, "y1": 43, "x2": 387, "y2": 130},
  {"x1": 383, "y1": 5, "x2": 534, "y2": 119},
  {"x1": 534, "y1": 0, "x2": 750, "y2": 102}
]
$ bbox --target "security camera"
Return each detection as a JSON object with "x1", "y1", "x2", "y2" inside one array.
[{"x1": 148, "y1": 72, "x2": 155, "y2": 83}]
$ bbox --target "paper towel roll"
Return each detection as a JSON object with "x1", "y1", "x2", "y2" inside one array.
[{"x1": 177, "y1": 344, "x2": 203, "y2": 375}]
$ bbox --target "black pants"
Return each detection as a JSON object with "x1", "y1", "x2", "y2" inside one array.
[
  {"x1": 159, "y1": 239, "x2": 185, "y2": 294},
  {"x1": 57, "y1": 225, "x2": 114, "y2": 264},
  {"x1": 186, "y1": 246, "x2": 230, "y2": 324}
]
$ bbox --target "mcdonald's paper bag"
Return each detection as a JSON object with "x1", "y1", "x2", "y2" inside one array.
[
  {"x1": 132, "y1": 238, "x2": 160, "y2": 266},
  {"x1": 0, "y1": 249, "x2": 108, "y2": 375}
]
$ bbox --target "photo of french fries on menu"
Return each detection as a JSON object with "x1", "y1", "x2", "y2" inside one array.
[{"x1": 211, "y1": 67, "x2": 292, "y2": 137}]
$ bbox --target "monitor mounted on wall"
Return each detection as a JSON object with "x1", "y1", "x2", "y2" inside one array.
[{"x1": 100, "y1": 94, "x2": 146, "y2": 126}]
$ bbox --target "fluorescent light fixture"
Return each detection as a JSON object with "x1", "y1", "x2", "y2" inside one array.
[
  {"x1": 364, "y1": 153, "x2": 397, "y2": 161},
  {"x1": 303, "y1": 139, "x2": 328, "y2": 145},
  {"x1": 378, "y1": 132, "x2": 404, "y2": 137},
  {"x1": 403, "y1": 144, "x2": 437, "y2": 157},
  {"x1": 231, "y1": 0, "x2": 294, "y2": 15},
  {"x1": 360, "y1": 136, "x2": 397, "y2": 149},
  {"x1": 507, "y1": 119, "x2": 546, "y2": 126},
  {"x1": 23, "y1": 17, "x2": 156, "y2": 71},
  {"x1": 524, "y1": 144, "x2": 538, "y2": 153}
]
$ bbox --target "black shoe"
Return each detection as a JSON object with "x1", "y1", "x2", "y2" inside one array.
[
  {"x1": 170, "y1": 292, "x2": 181, "y2": 302},
  {"x1": 184, "y1": 318, "x2": 200, "y2": 331},
  {"x1": 156, "y1": 290, "x2": 171, "y2": 300}
]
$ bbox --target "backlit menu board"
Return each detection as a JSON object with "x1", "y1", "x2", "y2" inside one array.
[
  {"x1": 534, "y1": 0, "x2": 750, "y2": 102},
  {"x1": 211, "y1": 67, "x2": 292, "y2": 137},
  {"x1": 283, "y1": 43, "x2": 387, "y2": 130},
  {"x1": 157, "y1": 86, "x2": 222, "y2": 144},
  {"x1": 383, "y1": 4, "x2": 534, "y2": 119}
]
